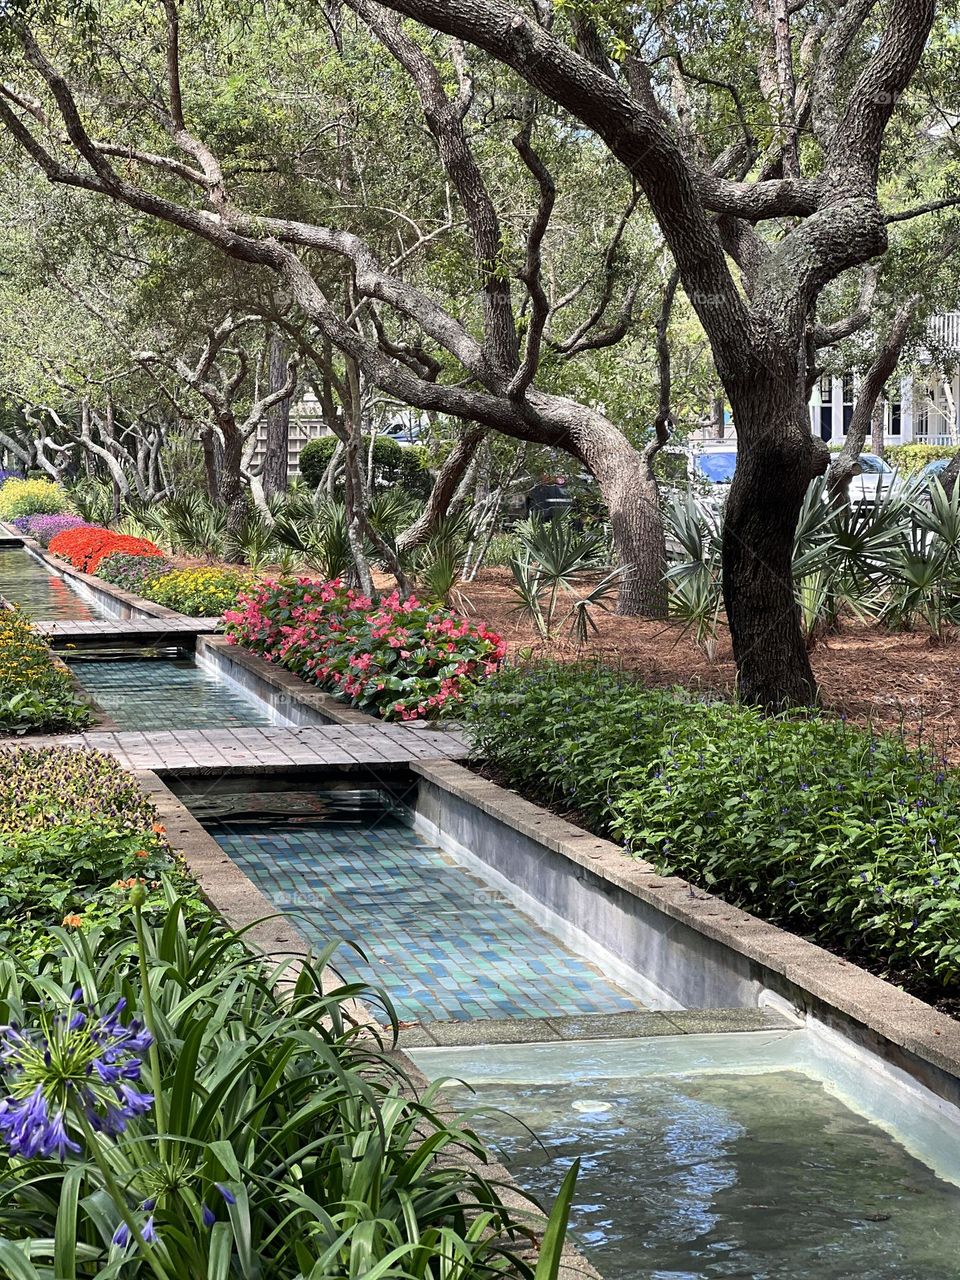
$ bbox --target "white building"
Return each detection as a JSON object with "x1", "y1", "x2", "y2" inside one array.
[{"x1": 693, "y1": 312, "x2": 960, "y2": 449}]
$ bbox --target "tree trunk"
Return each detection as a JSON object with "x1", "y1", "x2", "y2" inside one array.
[
  {"x1": 262, "y1": 331, "x2": 291, "y2": 501},
  {"x1": 396, "y1": 426, "x2": 485, "y2": 553},
  {"x1": 593, "y1": 444, "x2": 668, "y2": 617},
  {"x1": 722, "y1": 392, "x2": 826, "y2": 708},
  {"x1": 201, "y1": 427, "x2": 220, "y2": 503},
  {"x1": 218, "y1": 420, "x2": 247, "y2": 563}
]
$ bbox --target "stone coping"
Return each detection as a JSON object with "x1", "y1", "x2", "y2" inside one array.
[
  {"x1": 398, "y1": 1007, "x2": 796, "y2": 1049},
  {"x1": 140, "y1": 767, "x2": 599, "y2": 1279},
  {"x1": 411, "y1": 758, "x2": 960, "y2": 1096}
]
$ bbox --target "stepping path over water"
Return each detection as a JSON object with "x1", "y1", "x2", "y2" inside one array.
[{"x1": 4, "y1": 724, "x2": 469, "y2": 771}]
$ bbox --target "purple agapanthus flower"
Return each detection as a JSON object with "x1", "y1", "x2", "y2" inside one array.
[{"x1": 0, "y1": 995, "x2": 154, "y2": 1160}]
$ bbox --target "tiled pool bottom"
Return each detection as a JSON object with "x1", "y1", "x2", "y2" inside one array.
[
  {"x1": 0, "y1": 547, "x2": 109, "y2": 620},
  {"x1": 69, "y1": 656, "x2": 276, "y2": 730},
  {"x1": 210, "y1": 816, "x2": 644, "y2": 1023}
]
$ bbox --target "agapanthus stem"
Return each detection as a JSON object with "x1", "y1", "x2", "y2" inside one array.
[
  {"x1": 133, "y1": 902, "x2": 168, "y2": 1154},
  {"x1": 75, "y1": 1110, "x2": 172, "y2": 1280}
]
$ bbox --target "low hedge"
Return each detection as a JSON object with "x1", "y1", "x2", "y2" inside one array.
[
  {"x1": 886, "y1": 443, "x2": 960, "y2": 473},
  {"x1": 299, "y1": 433, "x2": 431, "y2": 495},
  {"x1": 465, "y1": 661, "x2": 960, "y2": 994}
]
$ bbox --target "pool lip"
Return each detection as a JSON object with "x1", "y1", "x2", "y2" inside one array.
[{"x1": 411, "y1": 758, "x2": 960, "y2": 1109}]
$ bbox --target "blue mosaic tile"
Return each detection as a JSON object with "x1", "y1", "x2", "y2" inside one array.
[
  {"x1": 212, "y1": 817, "x2": 643, "y2": 1024},
  {"x1": 71, "y1": 658, "x2": 275, "y2": 730}
]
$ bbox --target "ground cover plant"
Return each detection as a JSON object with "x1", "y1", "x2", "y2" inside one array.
[
  {"x1": 466, "y1": 661, "x2": 960, "y2": 1000},
  {"x1": 143, "y1": 565, "x2": 252, "y2": 616},
  {"x1": 0, "y1": 612, "x2": 91, "y2": 734},
  {"x1": 48, "y1": 526, "x2": 165, "y2": 574},
  {"x1": 98, "y1": 552, "x2": 176, "y2": 594},
  {"x1": 10, "y1": 513, "x2": 95, "y2": 545},
  {"x1": 0, "y1": 478, "x2": 73, "y2": 521},
  {"x1": 225, "y1": 577, "x2": 506, "y2": 720}
]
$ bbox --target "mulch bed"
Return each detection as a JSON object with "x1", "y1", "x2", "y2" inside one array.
[{"x1": 455, "y1": 568, "x2": 960, "y2": 763}]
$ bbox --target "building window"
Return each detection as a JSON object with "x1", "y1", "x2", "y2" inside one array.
[
  {"x1": 890, "y1": 396, "x2": 901, "y2": 437},
  {"x1": 842, "y1": 372, "x2": 854, "y2": 435},
  {"x1": 818, "y1": 375, "x2": 833, "y2": 441}
]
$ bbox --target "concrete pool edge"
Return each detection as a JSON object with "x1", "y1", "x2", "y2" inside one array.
[
  {"x1": 411, "y1": 758, "x2": 960, "y2": 1110},
  {"x1": 137, "y1": 768, "x2": 601, "y2": 1280}
]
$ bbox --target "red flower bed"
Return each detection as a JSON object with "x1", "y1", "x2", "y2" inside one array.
[{"x1": 48, "y1": 526, "x2": 164, "y2": 575}]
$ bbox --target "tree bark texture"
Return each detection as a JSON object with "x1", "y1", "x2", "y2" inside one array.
[{"x1": 262, "y1": 330, "x2": 291, "y2": 501}]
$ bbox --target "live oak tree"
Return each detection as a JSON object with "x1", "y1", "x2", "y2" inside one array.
[
  {"x1": 0, "y1": 0, "x2": 951, "y2": 704},
  {"x1": 0, "y1": 0, "x2": 690, "y2": 619}
]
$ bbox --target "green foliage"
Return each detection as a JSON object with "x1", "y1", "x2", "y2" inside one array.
[
  {"x1": 98, "y1": 551, "x2": 175, "y2": 594},
  {"x1": 483, "y1": 532, "x2": 522, "y2": 567},
  {"x1": 507, "y1": 517, "x2": 614, "y2": 641},
  {"x1": 0, "y1": 478, "x2": 72, "y2": 520},
  {"x1": 0, "y1": 611, "x2": 90, "y2": 734},
  {"x1": 886, "y1": 444, "x2": 960, "y2": 474},
  {"x1": 0, "y1": 900, "x2": 571, "y2": 1279},
  {"x1": 466, "y1": 662, "x2": 960, "y2": 994},
  {"x1": 663, "y1": 493, "x2": 723, "y2": 655},
  {"x1": 299, "y1": 434, "x2": 432, "y2": 496}
]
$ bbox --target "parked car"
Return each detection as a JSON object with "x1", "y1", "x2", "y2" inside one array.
[
  {"x1": 847, "y1": 453, "x2": 902, "y2": 506},
  {"x1": 377, "y1": 419, "x2": 423, "y2": 446},
  {"x1": 655, "y1": 445, "x2": 736, "y2": 514}
]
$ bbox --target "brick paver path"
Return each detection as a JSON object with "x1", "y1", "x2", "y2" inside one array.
[{"x1": 38, "y1": 618, "x2": 219, "y2": 642}]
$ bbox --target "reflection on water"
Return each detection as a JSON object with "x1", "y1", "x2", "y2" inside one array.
[
  {"x1": 452, "y1": 1070, "x2": 960, "y2": 1279},
  {"x1": 0, "y1": 548, "x2": 108, "y2": 620}
]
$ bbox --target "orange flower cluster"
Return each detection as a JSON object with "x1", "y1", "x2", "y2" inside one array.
[{"x1": 48, "y1": 526, "x2": 165, "y2": 574}]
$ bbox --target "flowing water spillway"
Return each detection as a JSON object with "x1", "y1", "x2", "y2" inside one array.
[{"x1": 0, "y1": 546, "x2": 110, "y2": 620}]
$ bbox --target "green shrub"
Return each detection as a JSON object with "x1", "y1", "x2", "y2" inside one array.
[
  {"x1": 886, "y1": 443, "x2": 960, "y2": 474},
  {"x1": 465, "y1": 661, "x2": 960, "y2": 993},
  {"x1": 0, "y1": 477, "x2": 73, "y2": 520},
  {"x1": 299, "y1": 433, "x2": 431, "y2": 495}
]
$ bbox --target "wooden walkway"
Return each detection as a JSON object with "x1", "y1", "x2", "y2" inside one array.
[
  {"x1": 3, "y1": 724, "x2": 468, "y2": 773},
  {"x1": 39, "y1": 617, "x2": 219, "y2": 645}
]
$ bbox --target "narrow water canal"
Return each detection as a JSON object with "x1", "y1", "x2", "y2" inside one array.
[
  {"x1": 68, "y1": 652, "x2": 276, "y2": 730},
  {"x1": 0, "y1": 546, "x2": 110, "y2": 620},
  {"x1": 182, "y1": 783, "x2": 644, "y2": 1023}
]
